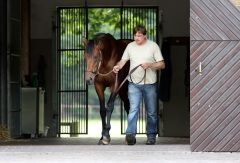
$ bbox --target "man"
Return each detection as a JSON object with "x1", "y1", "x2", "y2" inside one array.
[{"x1": 113, "y1": 25, "x2": 165, "y2": 145}]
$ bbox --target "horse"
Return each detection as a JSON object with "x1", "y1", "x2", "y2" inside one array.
[{"x1": 83, "y1": 33, "x2": 131, "y2": 145}]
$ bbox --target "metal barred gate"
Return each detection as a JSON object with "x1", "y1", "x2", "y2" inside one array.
[
  {"x1": 57, "y1": 7, "x2": 158, "y2": 135},
  {"x1": 57, "y1": 8, "x2": 88, "y2": 135}
]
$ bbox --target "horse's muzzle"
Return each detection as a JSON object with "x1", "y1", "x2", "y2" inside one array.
[
  {"x1": 86, "y1": 78, "x2": 94, "y2": 85},
  {"x1": 85, "y1": 72, "x2": 96, "y2": 85}
]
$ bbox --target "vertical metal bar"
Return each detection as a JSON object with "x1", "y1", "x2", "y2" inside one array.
[
  {"x1": 123, "y1": 8, "x2": 125, "y2": 38},
  {"x1": 62, "y1": 9, "x2": 65, "y2": 134},
  {"x1": 77, "y1": 8, "x2": 79, "y2": 133},
  {"x1": 82, "y1": 8, "x2": 85, "y2": 133},
  {"x1": 71, "y1": 8, "x2": 77, "y2": 134},
  {"x1": 78, "y1": 8, "x2": 81, "y2": 132},
  {"x1": 79, "y1": 8, "x2": 82, "y2": 133},
  {"x1": 79, "y1": 11, "x2": 82, "y2": 132},
  {"x1": 59, "y1": 8, "x2": 62, "y2": 134},
  {"x1": 126, "y1": 8, "x2": 128, "y2": 38},
  {"x1": 67, "y1": 9, "x2": 70, "y2": 132},
  {"x1": 142, "y1": 8, "x2": 145, "y2": 134},
  {"x1": 120, "y1": 2, "x2": 124, "y2": 134},
  {"x1": 64, "y1": 9, "x2": 67, "y2": 133},
  {"x1": 65, "y1": 9, "x2": 67, "y2": 133},
  {"x1": 70, "y1": 9, "x2": 72, "y2": 115},
  {"x1": 120, "y1": 1, "x2": 123, "y2": 39},
  {"x1": 132, "y1": 8, "x2": 134, "y2": 31},
  {"x1": 149, "y1": 8, "x2": 151, "y2": 40},
  {"x1": 58, "y1": 8, "x2": 62, "y2": 135},
  {"x1": 69, "y1": 9, "x2": 71, "y2": 132},
  {"x1": 148, "y1": 8, "x2": 150, "y2": 39},
  {"x1": 56, "y1": 8, "x2": 60, "y2": 134},
  {"x1": 130, "y1": 7, "x2": 132, "y2": 38},
  {"x1": 129, "y1": 7, "x2": 131, "y2": 38},
  {"x1": 85, "y1": 3, "x2": 88, "y2": 134},
  {"x1": 73, "y1": 9, "x2": 75, "y2": 133}
]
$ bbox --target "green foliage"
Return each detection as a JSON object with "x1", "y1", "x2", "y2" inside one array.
[
  {"x1": 88, "y1": 8, "x2": 121, "y2": 38},
  {"x1": 61, "y1": 51, "x2": 81, "y2": 67},
  {"x1": 60, "y1": 8, "x2": 85, "y2": 49}
]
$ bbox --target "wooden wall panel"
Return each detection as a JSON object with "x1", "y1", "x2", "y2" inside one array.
[
  {"x1": 190, "y1": 0, "x2": 240, "y2": 152},
  {"x1": 191, "y1": 0, "x2": 240, "y2": 41}
]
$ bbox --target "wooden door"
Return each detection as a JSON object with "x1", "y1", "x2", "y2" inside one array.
[{"x1": 190, "y1": 0, "x2": 240, "y2": 151}]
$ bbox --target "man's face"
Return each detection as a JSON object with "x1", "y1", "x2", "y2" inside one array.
[{"x1": 134, "y1": 31, "x2": 146, "y2": 45}]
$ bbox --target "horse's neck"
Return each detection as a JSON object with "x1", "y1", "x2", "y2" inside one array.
[
  {"x1": 99, "y1": 50, "x2": 118, "y2": 72},
  {"x1": 102, "y1": 54, "x2": 116, "y2": 68},
  {"x1": 100, "y1": 38, "x2": 122, "y2": 68}
]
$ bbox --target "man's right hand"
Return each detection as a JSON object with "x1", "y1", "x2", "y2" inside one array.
[
  {"x1": 113, "y1": 65, "x2": 120, "y2": 73},
  {"x1": 113, "y1": 59, "x2": 127, "y2": 73}
]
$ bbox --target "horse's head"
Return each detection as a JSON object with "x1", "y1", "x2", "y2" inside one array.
[
  {"x1": 83, "y1": 33, "x2": 120, "y2": 85},
  {"x1": 83, "y1": 37, "x2": 103, "y2": 85}
]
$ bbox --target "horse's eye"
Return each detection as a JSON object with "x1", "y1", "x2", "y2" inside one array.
[{"x1": 93, "y1": 56, "x2": 98, "y2": 60}]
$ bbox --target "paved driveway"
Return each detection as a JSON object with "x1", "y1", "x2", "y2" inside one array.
[{"x1": 0, "y1": 137, "x2": 239, "y2": 163}]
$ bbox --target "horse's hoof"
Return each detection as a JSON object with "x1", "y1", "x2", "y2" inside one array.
[
  {"x1": 98, "y1": 136, "x2": 111, "y2": 145},
  {"x1": 98, "y1": 139, "x2": 109, "y2": 145}
]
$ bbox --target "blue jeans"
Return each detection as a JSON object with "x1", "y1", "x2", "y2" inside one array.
[{"x1": 126, "y1": 82, "x2": 157, "y2": 138}]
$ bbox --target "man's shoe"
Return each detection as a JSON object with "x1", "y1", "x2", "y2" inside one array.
[
  {"x1": 146, "y1": 138, "x2": 156, "y2": 145},
  {"x1": 125, "y1": 134, "x2": 136, "y2": 145}
]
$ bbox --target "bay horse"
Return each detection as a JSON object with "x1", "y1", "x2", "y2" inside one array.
[{"x1": 83, "y1": 33, "x2": 131, "y2": 145}]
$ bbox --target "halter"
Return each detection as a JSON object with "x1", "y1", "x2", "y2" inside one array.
[
  {"x1": 85, "y1": 50, "x2": 103, "y2": 78},
  {"x1": 92, "y1": 50, "x2": 103, "y2": 75}
]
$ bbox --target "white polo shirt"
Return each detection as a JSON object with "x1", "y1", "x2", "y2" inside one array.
[{"x1": 122, "y1": 39, "x2": 164, "y2": 84}]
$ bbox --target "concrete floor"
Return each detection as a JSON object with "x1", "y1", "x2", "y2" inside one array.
[{"x1": 0, "y1": 137, "x2": 240, "y2": 163}]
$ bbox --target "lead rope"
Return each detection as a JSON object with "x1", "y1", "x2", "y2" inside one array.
[
  {"x1": 94, "y1": 63, "x2": 146, "y2": 94},
  {"x1": 114, "y1": 64, "x2": 146, "y2": 94}
]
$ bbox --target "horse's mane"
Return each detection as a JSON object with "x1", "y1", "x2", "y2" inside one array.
[
  {"x1": 85, "y1": 33, "x2": 115, "y2": 54},
  {"x1": 85, "y1": 39, "x2": 94, "y2": 54},
  {"x1": 86, "y1": 33, "x2": 130, "y2": 64},
  {"x1": 93, "y1": 33, "x2": 115, "y2": 40},
  {"x1": 93, "y1": 33, "x2": 116, "y2": 46}
]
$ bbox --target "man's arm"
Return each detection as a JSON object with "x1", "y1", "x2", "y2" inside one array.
[
  {"x1": 141, "y1": 60, "x2": 165, "y2": 70},
  {"x1": 113, "y1": 59, "x2": 128, "y2": 73}
]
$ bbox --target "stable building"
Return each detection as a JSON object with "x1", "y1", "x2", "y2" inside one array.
[{"x1": 0, "y1": 0, "x2": 239, "y2": 152}]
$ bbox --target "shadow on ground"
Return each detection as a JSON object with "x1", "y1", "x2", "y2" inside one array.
[{"x1": 0, "y1": 137, "x2": 189, "y2": 146}]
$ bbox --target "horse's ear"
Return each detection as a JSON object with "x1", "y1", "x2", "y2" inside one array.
[{"x1": 82, "y1": 37, "x2": 88, "y2": 47}]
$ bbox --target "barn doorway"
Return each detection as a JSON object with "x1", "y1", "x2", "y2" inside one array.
[{"x1": 56, "y1": 6, "x2": 190, "y2": 138}]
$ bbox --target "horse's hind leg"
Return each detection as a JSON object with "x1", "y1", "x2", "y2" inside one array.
[{"x1": 118, "y1": 83, "x2": 130, "y2": 114}]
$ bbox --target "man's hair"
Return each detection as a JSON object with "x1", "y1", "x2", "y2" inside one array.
[{"x1": 133, "y1": 25, "x2": 147, "y2": 35}]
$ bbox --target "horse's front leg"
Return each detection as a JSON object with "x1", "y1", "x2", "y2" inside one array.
[
  {"x1": 98, "y1": 99, "x2": 111, "y2": 145},
  {"x1": 105, "y1": 92, "x2": 117, "y2": 139},
  {"x1": 95, "y1": 85, "x2": 111, "y2": 145}
]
